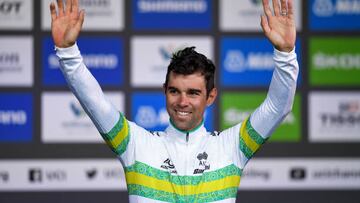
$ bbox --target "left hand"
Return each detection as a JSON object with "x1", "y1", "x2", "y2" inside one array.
[{"x1": 260, "y1": 0, "x2": 296, "y2": 52}]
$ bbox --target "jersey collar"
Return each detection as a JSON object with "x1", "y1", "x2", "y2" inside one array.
[{"x1": 165, "y1": 119, "x2": 207, "y2": 144}]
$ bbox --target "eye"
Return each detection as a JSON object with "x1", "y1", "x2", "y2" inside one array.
[
  {"x1": 168, "y1": 88, "x2": 178, "y2": 95},
  {"x1": 188, "y1": 90, "x2": 201, "y2": 97}
]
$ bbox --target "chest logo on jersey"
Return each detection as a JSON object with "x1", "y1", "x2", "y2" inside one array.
[
  {"x1": 161, "y1": 158, "x2": 177, "y2": 174},
  {"x1": 193, "y1": 152, "x2": 210, "y2": 174}
]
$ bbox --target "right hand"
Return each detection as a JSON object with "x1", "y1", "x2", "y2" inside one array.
[{"x1": 50, "y1": 0, "x2": 85, "y2": 48}]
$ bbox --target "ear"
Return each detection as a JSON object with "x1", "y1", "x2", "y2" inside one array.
[
  {"x1": 206, "y1": 88, "x2": 217, "y2": 106},
  {"x1": 163, "y1": 83, "x2": 167, "y2": 95}
]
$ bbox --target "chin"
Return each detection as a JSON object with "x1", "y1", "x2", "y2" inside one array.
[{"x1": 173, "y1": 121, "x2": 190, "y2": 131}]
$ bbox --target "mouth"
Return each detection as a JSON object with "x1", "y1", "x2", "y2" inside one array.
[{"x1": 175, "y1": 110, "x2": 191, "y2": 117}]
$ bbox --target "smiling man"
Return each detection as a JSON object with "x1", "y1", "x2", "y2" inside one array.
[{"x1": 50, "y1": 0, "x2": 299, "y2": 202}]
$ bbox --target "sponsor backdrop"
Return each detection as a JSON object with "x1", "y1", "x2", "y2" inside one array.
[{"x1": 0, "y1": 0, "x2": 359, "y2": 202}]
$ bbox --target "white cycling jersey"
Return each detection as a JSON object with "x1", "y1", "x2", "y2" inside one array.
[{"x1": 56, "y1": 44, "x2": 299, "y2": 203}]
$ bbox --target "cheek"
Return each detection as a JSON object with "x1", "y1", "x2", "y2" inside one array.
[{"x1": 193, "y1": 100, "x2": 207, "y2": 112}]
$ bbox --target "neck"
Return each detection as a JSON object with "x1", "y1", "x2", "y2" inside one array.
[{"x1": 169, "y1": 119, "x2": 204, "y2": 134}]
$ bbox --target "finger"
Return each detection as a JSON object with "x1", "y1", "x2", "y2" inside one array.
[
  {"x1": 262, "y1": 0, "x2": 273, "y2": 20},
  {"x1": 65, "y1": 0, "x2": 71, "y2": 14},
  {"x1": 272, "y1": 0, "x2": 280, "y2": 16},
  {"x1": 72, "y1": 0, "x2": 79, "y2": 13},
  {"x1": 287, "y1": 0, "x2": 294, "y2": 18},
  {"x1": 280, "y1": 0, "x2": 287, "y2": 16},
  {"x1": 75, "y1": 9, "x2": 85, "y2": 30},
  {"x1": 50, "y1": 2, "x2": 57, "y2": 21},
  {"x1": 57, "y1": 0, "x2": 64, "y2": 16},
  {"x1": 260, "y1": 14, "x2": 271, "y2": 35}
]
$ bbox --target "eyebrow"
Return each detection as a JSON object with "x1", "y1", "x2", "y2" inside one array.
[
  {"x1": 188, "y1": 88, "x2": 202, "y2": 94},
  {"x1": 168, "y1": 86, "x2": 202, "y2": 94}
]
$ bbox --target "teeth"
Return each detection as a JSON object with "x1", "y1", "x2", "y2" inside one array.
[{"x1": 178, "y1": 111, "x2": 189, "y2": 116}]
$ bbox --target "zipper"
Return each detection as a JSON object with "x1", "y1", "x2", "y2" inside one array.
[{"x1": 185, "y1": 132, "x2": 189, "y2": 201}]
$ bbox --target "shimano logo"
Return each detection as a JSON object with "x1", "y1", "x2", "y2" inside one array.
[
  {"x1": 48, "y1": 54, "x2": 117, "y2": 69},
  {"x1": 138, "y1": 0, "x2": 207, "y2": 13},
  {"x1": 313, "y1": 0, "x2": 360, "y2": 17},
  {"x1": 313, "y1": 52, "x2": 360, "y2": 70},
  {"x1": 0, "y1": 1, "x2": 22, "y2": 15},
  {"x1": 224, "y1": 50, "x2": 274, "y2": 72},
  {"x1": 0, "y1": 110, "x2": 27, "y2": 125}
]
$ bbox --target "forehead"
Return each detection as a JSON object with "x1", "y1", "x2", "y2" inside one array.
[{"x1": 168, "y1": 72, "x2": 206, "y2": 89}]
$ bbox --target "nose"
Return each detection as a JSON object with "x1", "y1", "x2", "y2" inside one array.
[{"x1": 178, "y1": 93, "x2": 189, "y2": 107}]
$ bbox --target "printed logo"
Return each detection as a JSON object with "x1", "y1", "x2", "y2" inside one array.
[
  {"x1": 42, "y1": 36, "x2": 124, "y2": 86},
  {"x1": 41, "y1": 0, "x2": 124, "y2": 31},
  {"x1": 135, "y1": 106, "x2": 168, "y2": 129},
  {"x1": 161, "y1": 158, "x2": 177, "y2": 174},
  {"x1": 309, "y1": 92, "x2": 360, "y2": 142},
  {"x1": 131, "y1": 36, "x2": 213, "y2": 87},
  {"x1": 242, "y1": 168, "x2": 270, "y2": 181},
  {"x1": 70, "y1": 102, "x2": 87, "y2": 117},
  {"x1": 221, "y1": 37, "x2": 302, "y2": 87},
  {"x1": 29, "y1": 168, "x2": 42, "y2": 183},
  {"x1": 42, "y1": 92, "x2": 124, "y2": 143},
  {"x1": 133, "y1": 0, "x2": 211, "y2": 30},
  {"x1": 290, "y1": 168, "x2": 306, "y2": 180},
  {"x1": 310, "y1": 0, "x2": 360, "y2": 30},
  {"x1": 86, "y1": 168, "x2": 97, "y2": 180},
  {"x1": 193, "y1": 152, "x2": 210, "y2": 174},
  {"x1": 103, "y1": 168, "x2": 124, "y2": 180},
  {"x1": 0, "y1": 1, "x2": 22, "y2": 14},
  {"x1": 220, "y1": 93, "x2": 301, "y2": 142},
  {"x1": 0, "y1": 37, "x2": 33, "y2": 86},
  {"x1": 220, "y1": 0, "x2": 302, "y2": 31},
  {"x1": 0, "y1": 171, "x2": 9, "y2": 183},
  {"x1": 309, "y1": 37, "x2": 360, "y2": 86},
  {"x1": 28, "y1": 168, "x2": 67, "y2": 183},
  {"x1": 0, "y1": 93, "x2": 32, "y2": 142},
  {"x1": 312, "y1": 168, "x2": 360, "y2": 180},
  {"x1": 0, "y1": 0, "x2": 33, "y2": 30},
  {"x1": 313, "y1": 0, "x2": 335, "y2": 16},
  {"x1": 132, "y1": 92, "x2": 214, "y2": 131}
]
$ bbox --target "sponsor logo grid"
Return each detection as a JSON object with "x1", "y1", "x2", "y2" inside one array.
[
  {"x1": 1, "y1": 159, "x2": 360, "y2": 190},
  {"x1": 0, "y1": 0, "x2": 358, "y2": 194}
]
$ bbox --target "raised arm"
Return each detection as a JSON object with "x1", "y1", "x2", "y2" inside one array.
[
  {"x1": 250, "y1": 0, "x2": 299, "y2": 137},
  {"x1": 50, "y1": 0, "x2": 119, "y2": 133}
]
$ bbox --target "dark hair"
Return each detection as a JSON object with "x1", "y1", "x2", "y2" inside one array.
[{"x1": 163, "y1": 46, "x2": 216, "y2": 97}]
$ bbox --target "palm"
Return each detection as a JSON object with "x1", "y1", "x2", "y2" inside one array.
[
  {"x1": 261, "y1": 0, "x2": 296, "y2": 52},
  {"x1": 50, "y1": 0, "x2": 84, "y2": 48}
]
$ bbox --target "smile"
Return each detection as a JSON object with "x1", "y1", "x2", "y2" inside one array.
[{"x1": 176, "y1": 110, "x2": 191, "y2": 116}]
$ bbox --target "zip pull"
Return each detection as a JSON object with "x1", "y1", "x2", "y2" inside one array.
[{"x1": 186, "y1": 132, "x2": 189, "y2": 143}]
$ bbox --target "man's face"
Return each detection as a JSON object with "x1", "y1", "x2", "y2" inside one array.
[{"x1": 165, "y1": 71, "x2": 217, "y2": 131}]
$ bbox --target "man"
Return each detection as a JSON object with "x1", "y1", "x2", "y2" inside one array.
[{"x1": 50, "y1": 0, "x2": 298, "y2": 202}]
